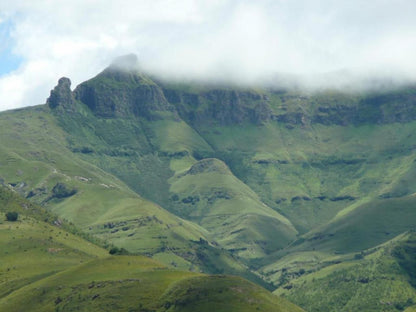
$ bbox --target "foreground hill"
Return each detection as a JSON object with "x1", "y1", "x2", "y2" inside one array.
[
  {"x1": 2, "y1": 257, "x2": 302, "y2": 312},
  {"x1": 0, "y1": 186, "x2": 303, "y2": 312}
]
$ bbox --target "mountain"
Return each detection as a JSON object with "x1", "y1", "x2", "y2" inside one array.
[{"x1": 1, "y1": 54, "x2": 416, "y2": 311}]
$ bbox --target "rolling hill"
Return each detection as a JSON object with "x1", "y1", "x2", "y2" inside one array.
[{"x1": 0, "y1": 186, "x2": 303, "y2": 312}]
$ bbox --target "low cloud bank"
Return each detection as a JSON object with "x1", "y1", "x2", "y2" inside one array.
[{"x1": 1, "y1": 0, "x2": 416, "y2": 111}]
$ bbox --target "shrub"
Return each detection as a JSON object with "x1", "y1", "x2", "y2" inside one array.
[
  {"x1": 6, "y1": 211, "x2": 18, "y2": 222},
  {"x1": 109, "y1": 247, "x2": 119, "y2": 255},
  {"x1": 52, "y1": 183, "x2": 77, "y2": 199},
  {"x1": 109, "y1": 247, "x2": 128, "y2": 255}
]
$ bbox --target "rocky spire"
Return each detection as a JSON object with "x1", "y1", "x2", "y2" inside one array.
[{"x1": 46, "y1": 77, "x2": 76, "y2": 112}]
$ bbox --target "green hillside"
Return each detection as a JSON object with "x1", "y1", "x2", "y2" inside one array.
[
  {"x1": 169, "y1": 158, "x2": 297, "y2": 259},
  {"x1": 0, "y1": 106, "x2": 206, "y2": 257},
  {"x1": 286, "y1": 194, "x2": 416, "y2": 255},
  {"x1": 1, "y1": 55, "x2": 416, "y2": 311},
  {"x1": 0, "y1": 106, "x2": 264, "y2": 281},
  {"x1": 1, "y1": 256, "x2": 303, "y2": 312},
  {"x1": 0, "y1": 186, "x2": 108, "y2": 300},
  {"x1": 39, "y1": 66, "x2": 298, "y2": 262},
  {"x1": 0, "y1": 186, "x2": 302, "y2": 312},
  {"x1": 273, "y1": 232, "x2": 416, "y2": 312}
]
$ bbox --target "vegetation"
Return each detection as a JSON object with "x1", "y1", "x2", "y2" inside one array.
[
  {"x1": 51, "y1": 182, "x2": 77, "y2": 199},
  {"x1": 0, "y1": 59, "x2": 416, "y2": 310},
  {"x1": 5, "y1": 211, "x2": 18, "y2": 221},
  {"x1": 274, "y1": 233, "x2": 416, "y2": 311},
  {"x1": 0, "y1": 185, "x2": 301, "y2": 312}
]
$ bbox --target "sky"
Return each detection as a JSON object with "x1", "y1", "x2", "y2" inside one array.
[{"x1": 0, "y1": 0, "x2": 416, "y2": 111}]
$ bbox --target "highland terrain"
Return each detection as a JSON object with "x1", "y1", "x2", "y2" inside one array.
[{"x1": 1, "y1": 54, "x2": 415, "y2": 311}]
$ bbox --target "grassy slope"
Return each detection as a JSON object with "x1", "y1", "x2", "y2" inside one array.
[
  {"x1": 169, "y1": 158, "x2": 297, "y2": 259},
  {"x1": 0, "y1": 106, "x2": 208, "y2": 267},
  {"x1": 0, "y1": 186, "x2": 108, "y2": 301},
  {"x1": 0, "y1": 187, "x2": 302, "y2": 312},
  {"x1": 273, "y1": 232, "x2": 416, "y2": 312},
  {"x1": 1, "y1": 256, "x2": 303, "y2": 312},
  {"x1": 255, "y1": 193, "x2": 416, "y2": 286},
  {"x1": 192, "y1": 121, "x2": 416, "y2": 234},
  {"x1": 290, "y1": 193, "x2": 416, "y2": 254},
  {"x1": 0, "y1": 106, "x2": 273, "y2": 285},
  {"x1": 156, "y1": 84, "x2": 416, "y2": 310}
]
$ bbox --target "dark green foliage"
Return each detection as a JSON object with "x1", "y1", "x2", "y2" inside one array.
[
  {"x1": 392, "y1": 233, "x2": 416, "y2": 288},
  {"x1": 51, "y1": 183, "x2": 77, "y2": 199},
  {"x1": 5, "y1": 211, "x2": 18, "y2": 221},
  {"x1": 109, "y1": 247, "x2": 129, "y2": 255}
]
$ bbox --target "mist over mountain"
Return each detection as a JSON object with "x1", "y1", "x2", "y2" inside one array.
[{"x1": 1, "y1": 0, "x2": 416, "y2": 111}]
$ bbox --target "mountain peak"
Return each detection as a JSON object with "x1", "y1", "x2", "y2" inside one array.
[
  {"x1": 73, "y1": 54, "x2": 175, "y2": 119},
  {"x1": 57, "y1": 77, "x2": 72, "y2": 88},
  {"x1": 108, "y1": 53, "x2": 139, "y2": 72}
]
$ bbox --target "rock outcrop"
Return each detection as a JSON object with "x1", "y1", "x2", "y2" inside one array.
[{"x1": 47, "y1": 77, "x2": 77, "y2": 113}]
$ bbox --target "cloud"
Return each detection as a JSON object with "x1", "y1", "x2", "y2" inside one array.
[{"x1": 0, "y1": 0, "x2": 416, "y2": 111}]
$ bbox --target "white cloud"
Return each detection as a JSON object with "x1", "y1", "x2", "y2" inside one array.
[{"x1": 0, "y1": 0, "x2": 416, "y2": 111}]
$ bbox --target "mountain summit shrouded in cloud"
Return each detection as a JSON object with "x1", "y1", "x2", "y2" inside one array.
[{"x1": 0, "y1": 0, "x2": 416, "y2": 111}]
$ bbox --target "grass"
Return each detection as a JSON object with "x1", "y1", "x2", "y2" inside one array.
[
  {"x1": 0, "y1": 185, "x2": 302, "y2": 312},
  {"x1": 0, "y1": 186, "x2": 108, "y2": 303},
  {"x1": 0, "y1": 105, "x2": 277, "y2": 284},
  {"x1": 273, "y1": 232, "x2": 416, "y2": 311},
  {"x1": 192, "y1": 121, "x2": 416, "y2": 233},
  {"x1": 1, "y1": 256, "x2": 302, "y2": 312},
  {"x1": 280, "y1": 194, "x2": 416, "y2": 255},
  {"x1": 168, "y1": 158, "x2": 297, "y2": 259},
  {"x1": 0, "y1": 107, "x2": 210, "y2": 267}
]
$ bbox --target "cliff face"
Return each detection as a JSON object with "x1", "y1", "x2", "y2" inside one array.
[
  {"x1": 163, "y1": 87, "x2": 271, "y2": 126},
  {"x1": 162, "y1": 85, "x2": 416, "y2": 127},
  {"x1": 73, "y1": 68, "x2": 176, "y2": 120},
  {"x1": 47, "y1": 55, "x2": 416, "y2": 127}
]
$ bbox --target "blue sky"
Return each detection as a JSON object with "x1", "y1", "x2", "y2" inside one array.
[
  {"x1": 0, "y1": 18, "x2": 22, "y2": 76},
  {"x1": 0, "y1": 0, "x2": 416, "y2": 112}
]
